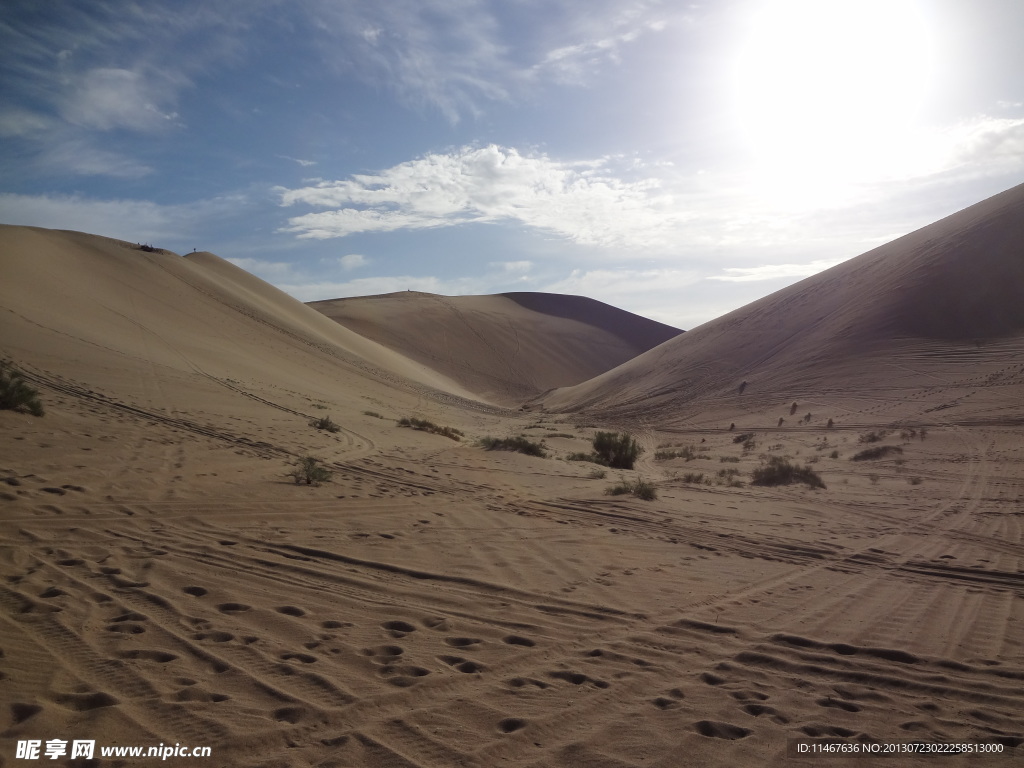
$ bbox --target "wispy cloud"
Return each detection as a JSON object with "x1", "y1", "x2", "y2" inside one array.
[
  {"x1": 708, "y1": 258, "x2": 849, "y2": 283},
  {"x1": 279, "y1": 144, "x2": 678, "y2": 248},
  {"x1": 338, "y1": 254, "x2": 368, "y2": 270}
]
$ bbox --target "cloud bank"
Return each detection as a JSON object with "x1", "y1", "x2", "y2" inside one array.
[{"x1": 279, "y1": 145, "x2": 677, "y2": 248}]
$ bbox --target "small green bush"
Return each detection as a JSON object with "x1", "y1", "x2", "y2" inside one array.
[
  {"x1": 480, "y1": 436, "x2": 546, "y2": 458},
  {"x1": 287, "y1": 456, "x2": 332, "y2": 486},
  {"x1": 851, "y1": 446, "x2": 903, "y2": 461},
  {"x1": 310, "y1": 416, "x2": 341, "y2": 433},
  {"x1": 605, "y1": 477, "x2": 656, "y2": 500},
  {"x1": 398, "y1": 417, "x2": 463, "y2": 441},
  {"x1": 593, "y1": 431, "x2": 642, "y2": 470},
  {"x1": 0, "y1": 361, "x2": 44, "y2": 417},
  {"x1": 750, "y1": 457, "x2": 825, "y2": 489}
]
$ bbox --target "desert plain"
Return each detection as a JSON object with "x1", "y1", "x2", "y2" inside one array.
[{"x1": 1, "y1": 183, "x2": 1023, "y2": 767}]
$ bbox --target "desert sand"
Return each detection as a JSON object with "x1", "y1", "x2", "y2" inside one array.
[{"x1": 0, "y1": 185, "x2": 1022, "y2": 767}]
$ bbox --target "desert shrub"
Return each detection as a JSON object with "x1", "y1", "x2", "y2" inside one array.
[
  {"x1": 287, "y1": 456, "x2": 332, "y2": 486},
  {"x1": 720, "y1": 456, "x2": 740, "y2": 463},
  {"x1": 829, "y1": 450, "x2": 839, "y2": 459},
  {"x1": 363, "y1": 410, "x2": 383, "y2": 418},
  {"x1": 851, "y1": 446, "x2": 903, "y2": 461},
  {"x1": 869, "y1": 474, "x2": 880, "y2": 484},
  {"x1": 606, "y1": 477, "x2": 656, "y2": 500},
  {"x1": 909, "y1": 476, "x2": 922, "y2": 485},
  {"x1": 480, "y1": 436, "x2": 546, "y2": 458},
  {"x1": 398, "y1": 417, "x2": 463, "y2": 441},
  {"x1": 681, "y1": 472, "x2": 705, "y2": 484},
  {"x1": 732, "y1": 432, "x2": 754, "y2": 444},
  {"x1": 587, "y1": 468, "x2": 607, "y2": 479},
  {"x1": 547, "y1": 432, "x2": 575, "y2": 439},
  {"x1": 593, "y1": 432, "x2": 642, "y2": 470},
  {"x1": 310, "y1": 415, "x2": 341, "y2": 433},
  {"x1": 790, "y1": 402, "x2": 798, "y2": 415},
  {"x1": 826, "y1": 418, "x2": 834, "y2": 429},
  {"x1": 566, "y1": 451, "x2": 602, "y2": 464},
  {"x1": 750, "y1": 457, "x2": 825, "y2": 489},
  {"x1": 0, "y1": 362, "x2": 43, "y2": 417},
  {"x1": 858, "y1": 430, "x2": 888, "y2": 444}
]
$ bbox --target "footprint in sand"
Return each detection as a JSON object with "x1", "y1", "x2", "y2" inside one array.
[
  {"x1": 693, "y1": 720, "x2": 751, "y2": 740},
  {"x1": 381, "y1": 620, "x2": 417, "y2": 637},
  {"x1": 378, "y1": 664, "x2": 431, "y2": 687},
  {"x1": 363, "y1": 645, "x2": 404, "y2": 661},
  {"x1": 275, "y1": 605, "x2": 306, "y2": 617},
  {"x1": 547, "y1": 671, "x2": 609, "y2": 689},
  {"x1": 503, "y1": 635, "x2": 536, "y2": 647},
  {"x1": 439, "y1": 655, "x2": 485, "y2": 674},
  {"x1": 498, "y1": 718, "x2": 527, "y2": 733},
  {"x1": 444, "y1": 637, "x2": 481, "y2": 648},
  {"x1": 182, "y1": 586, "x2": 207, "y2": 597},
  {"x1": 217, "y1": 603, "x2": 251, "y2": 614}
]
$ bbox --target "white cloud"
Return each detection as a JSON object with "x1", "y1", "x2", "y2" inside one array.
[
  {"x1": 491, "y1": 260, "x2": 533, "y2": 272},
  {"x1": 709, "y1": 258, "x2": 849, "y2": 282},
  {"x1": 280, "y1": 155, "x2": 318, "y2": 167},
  {"x1": 338, "y1": 254, "x2": 368, "y2": 270},
  {"x1": 60, "y1": 68, "x2": 182, "y2": 132},
  {"x1": 279, "y1": 144, "x2": 679, "y2": 248},
  {"x1": 40, "y1": 139, "x2": 153, "y2": 179}
]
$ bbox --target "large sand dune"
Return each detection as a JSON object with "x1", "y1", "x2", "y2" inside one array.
[
  {"x1": 309, "y1": 291, "x2": 681, "y2": 405},
  {"x1": 1, "y1": 200, "x2": 1022, "y2": 767},
  {"x1": 541, "y1": 182, "x2": 1024, "y2": 432}
]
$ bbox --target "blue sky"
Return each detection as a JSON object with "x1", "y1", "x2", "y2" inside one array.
[{"x1": 2, "y1": 0, "x2": 1023, "y2": 329}]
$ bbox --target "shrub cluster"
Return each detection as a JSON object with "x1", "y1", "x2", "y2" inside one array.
[
  {"x1": 0, "y1": 361, "x2": 43, "y2": 417},
  {"x1": 310, "y1": 416, "x2": 341, "y2": 433},
  {"x1": 851, "y1": 445, "x2": 903, "y2": 461},
  {"x1": 398, "y1": 417, "x2": 464, "y2": 441},
  {"x1": 593, "y1": 431, "x2": 642, "y2": 469},
  {"x1": 751, "y1": 457, "x2": 825, "y2": 489},
  {"x1": 606, "y1": 477, "x2": 656, "y2": 500},
  {"x1": 480, "y1": 436, "x2": 546, "y2": 457},
  {"x1": 287, "y1": 456, "x2": 332, "y2": 486}
]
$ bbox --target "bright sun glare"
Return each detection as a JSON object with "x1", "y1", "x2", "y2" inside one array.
[{"x1": 733, "y1": 0, "x2": 937, "y2": 205}]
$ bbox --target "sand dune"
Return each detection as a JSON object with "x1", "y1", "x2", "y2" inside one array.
[
  {"x1": 541, "y1": 181, "x2": 1024, "y2": 430},
  {"x1": 309, "y1": 291, "x2": 681, "y2": 405},
  {"x1": 1, "y1": 207, "x2": 1022, "y2": 767}
]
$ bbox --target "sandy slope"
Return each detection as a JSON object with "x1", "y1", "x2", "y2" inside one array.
[
  {"x1": 1, "y1": 217, "x2": 1022, "y2": 767},
  {"x1": 541, "y1": 181, "x2": 1024, "y2": 430},
  {"x1": 309, "y1": 291, "x2": 681, "y2": 405}
]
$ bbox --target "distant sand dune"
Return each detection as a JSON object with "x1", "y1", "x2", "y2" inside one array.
[{"x1": 309, "y1": 291, "x2": 680, "y2": 405}]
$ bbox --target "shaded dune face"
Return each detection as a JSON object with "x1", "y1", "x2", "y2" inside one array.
[
  {"x1": 542, "y1": 182, "x2": 1024, "y2": 419},
  {"x1": 308, "y1": 291, "x2": 682, "y2": 406}
]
